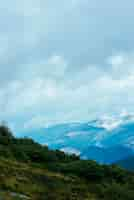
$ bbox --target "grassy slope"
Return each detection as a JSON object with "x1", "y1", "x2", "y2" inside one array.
[
  {"x1": 0, "y1": 158, "x2": 134, "y2": 200},
  {"x1": 0, "y1": 158, "x2": 97, "y2": 200}
]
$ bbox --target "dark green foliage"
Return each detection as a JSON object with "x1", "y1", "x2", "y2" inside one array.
[
  {"x1": 0, "y1": 124, "x2": 14, "y2": 145},
  {"x1": 0, "y1": 125, "x2": 80, "y2": 164},
  {"x1": 57, "y1": 160, "x2": 105, "y2": 181}
]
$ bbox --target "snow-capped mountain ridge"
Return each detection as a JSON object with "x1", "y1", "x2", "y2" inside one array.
[
  {"x1": 18, "y1": 112, "x2": 134, "y2": 164},
  {"x1": 93, "y1": 112, "x2": 134, "y2": 131}
]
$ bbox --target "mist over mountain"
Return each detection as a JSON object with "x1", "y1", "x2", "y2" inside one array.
[{"x1": 17, "y1": 112, "x2": 134, "y2": 165}]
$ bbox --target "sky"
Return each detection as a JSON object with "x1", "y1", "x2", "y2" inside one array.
[{"x1": 1, "y1": 0, "x2": 134, "y2": 132}]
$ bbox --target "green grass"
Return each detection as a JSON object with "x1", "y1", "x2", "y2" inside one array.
[
  {"x1": 0, "y1": 158, "x2": 97, "y2": 200},
  {"x1": 0, "y1": 158, "x2": 133, "y2": 200}
]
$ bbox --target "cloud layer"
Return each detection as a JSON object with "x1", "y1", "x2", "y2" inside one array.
[{"x1": 0, "y1": 0, "x2": 134, "y2": 131}]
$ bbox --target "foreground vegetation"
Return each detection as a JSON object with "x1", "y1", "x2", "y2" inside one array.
[{"x1": 0, "y1": 125, "x2": 134, "y2": 199}]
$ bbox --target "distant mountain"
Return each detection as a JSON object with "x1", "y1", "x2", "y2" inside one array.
[
  {"x1": 116, "y1": 156, "x2": 134, "y2": 171},
  {"x1": 18, "y1": 113, "x2": 134, "y2": 164},
  {"x1": 81, "y1": 145, "x2": 134, "y2": 164}
]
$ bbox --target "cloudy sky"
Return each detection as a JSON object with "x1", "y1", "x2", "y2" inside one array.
[{"x1": 1, "y1": 0, "x2": 134, "y2": 132}]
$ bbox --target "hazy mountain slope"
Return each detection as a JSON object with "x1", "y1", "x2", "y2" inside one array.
[
  {"x1": 18, "y1": 114, "x2": 134, "y2": 163},
  {"x1": 81, "y1": 145, "x2": 134, "y2": 164},
  {"x1": 116, "y1": 156, "x2": 134, "y2": 171}
]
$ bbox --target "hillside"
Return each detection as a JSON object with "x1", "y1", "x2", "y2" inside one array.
[
  {"x1": 0, "y1": 125, "x2": 134, "y2": 199},
  {"x1": 0, "y1": 158, "x2": 96, "y2": 200}
]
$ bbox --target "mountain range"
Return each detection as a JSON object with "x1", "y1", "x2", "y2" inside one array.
[{"x1": 18, "y1": 113, "x2": 134, "y2": 168}]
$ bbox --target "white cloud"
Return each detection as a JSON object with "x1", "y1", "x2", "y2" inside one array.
[
  {"x1": 1, "y1": 0, "x2": 134, "y2": 132},
  {"x1": 99, "y1": 117, "x2": 122, "y2": 131},
  {"x1": 107, "y1": 53, "x2": 134, "y2": 79},
  {"x1": 61, "y1": 147, "x2": 81, "y2": 156},
  {"x1": 2, "y1": 52, "x2": 134, "y2": 131},
  {"x1": 23, "y1": 115, "x2": 47, "y2": 130},
  {"x1": 66, "y1": 131, "x2": 85, "y2": 138},
  {"x1": 23, "y1": 55, "x2": 67, "y2": 78}
]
